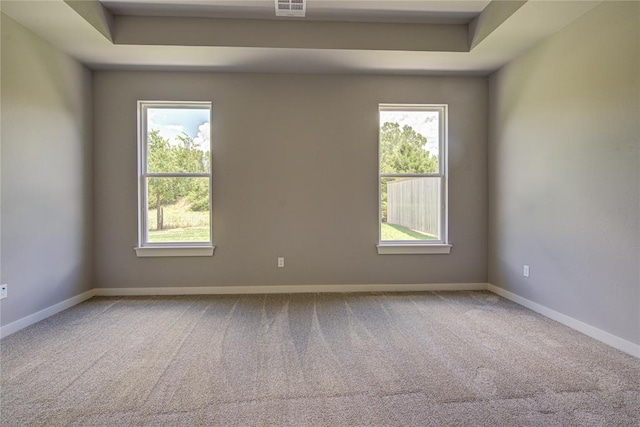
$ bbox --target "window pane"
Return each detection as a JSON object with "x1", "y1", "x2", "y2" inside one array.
[
  {"x1": 146, "y1": 177, "x2": 210, "y2": 243},
  {"x1": 379, "y1": 110, "x2": 439, "y2": 174},
  {"x1": 147, "y1": 108, "x2": 211, "y2": 173},
  {"x1": 381, "y1": 177, "x2": 440, "y2": 241}
]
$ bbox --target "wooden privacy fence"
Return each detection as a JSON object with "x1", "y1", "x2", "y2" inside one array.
[{"x1": 387, "y1": 178, "x2": 440, "y2": 236}]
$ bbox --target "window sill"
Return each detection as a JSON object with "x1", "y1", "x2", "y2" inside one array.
[
  {"x1": 376, "y1": 243, "x2": 452, "y2": 255},
  {"x1": 134, "y1": 246, "x2": 215, "y2": 258}
]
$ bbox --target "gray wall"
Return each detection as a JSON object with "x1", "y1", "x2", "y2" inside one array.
[
  {"x1": 0, "y1": 14, "x2": 93, "y2": 325},
  {"x1": 488, "y1": 1, "x2": 640, "y2": 345},
  {"x1": 94, "y1": 72, "x2": 487, "y2": 288}
]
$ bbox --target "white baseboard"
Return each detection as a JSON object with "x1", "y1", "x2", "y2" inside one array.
[
  {"x1": 94, "y1": 282, "x2": 488, "y2": 296},
  {"x1": 0, "y1": 289, "x2": 96, "y2": 339},
  {"x1": 487, "y1": 284, "x2": 640, "y2": 358}
]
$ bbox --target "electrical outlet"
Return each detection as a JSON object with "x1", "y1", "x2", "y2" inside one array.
[
  {"x1": 523, "y1": 265, "x2": 530, "y2": 278},
  {"x1": 277, "y1": 257, "x2": 285, "y2": 268},
  {"x1": 0, "y1": 284, "x2": 7, "y2": 299}
]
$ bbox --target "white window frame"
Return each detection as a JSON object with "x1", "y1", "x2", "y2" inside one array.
[
  {"x1": 377, "y1": 103, "x2": 451, "y2": 255},
  {"x1": 134, "y1": 101, "x2": 214, "y2": 257}
]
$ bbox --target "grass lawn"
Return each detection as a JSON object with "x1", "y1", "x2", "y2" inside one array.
[
  {"x1": 148, "y1": 199, "x2": 210, "y2": 242},
  {"x1": 148, "y1": 203, "x2": 209, "y2": 229},
  {"x1": 381, "y1": 223, "x2": 437, "y2": 241},
  {"x1": 148, "y1": 226, "x2": 210, "y2": 243}
]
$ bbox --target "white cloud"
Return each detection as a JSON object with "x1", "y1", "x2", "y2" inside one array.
[
  {"x1": 148, "y1": 120, "x2": 187, "y2": 145},
  {"x1": 147, "y1": 108, "x2": 210, "y2": 150},
  {"x1": 193, "y1": 122, "x2": 210, "y2": 152},
  {"x1": 380, "y1": 111, "x2": 439, "y2": 154}
]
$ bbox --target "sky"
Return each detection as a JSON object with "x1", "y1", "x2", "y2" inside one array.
[
  {"x1": 148, "y1": 108, "x2": 210, "y2": 151},
  {"x1": 380, "y1": 110, "x2": 440, "y2": 155}
]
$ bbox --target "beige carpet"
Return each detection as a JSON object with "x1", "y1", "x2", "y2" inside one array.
[{"x1": 1, "y1": 291, "x2": 638, "y2": 426}]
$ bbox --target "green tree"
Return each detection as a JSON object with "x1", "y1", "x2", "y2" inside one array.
[
  {"x1": 175, "y1": 133, "x2": 211, "y2": 212},
  {"x1": 148, "y1": 130, "x2": 177, "y2": 230},
  {"x1": 147, "y1": 130, "x2": 210, "y2": 230},
  {"x1": 175, "y1": 133, "x2": 208, "y2": 173},
  {"x1": 380, "y1": 122, "x2": 437, "y2": 221},
  {"x1": 380, "y1": 122, "x2": 437, "y2": 174}
]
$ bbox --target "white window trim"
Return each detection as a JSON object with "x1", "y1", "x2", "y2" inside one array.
[
  {"x1": 377, "y1": 103, "x2": 450, "y2": 255},
  {"x1": 376, "y1": 243, "x2": 451, "y2": 255},
  {"x1": 136, "y1": 101, "x2": 214, "y2": 257},
  {"x1": 134, "y1": 246, "x2": 215, "y2": 257}
]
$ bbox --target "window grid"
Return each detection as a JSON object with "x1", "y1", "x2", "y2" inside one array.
[
  {"x1": 137, "y1": 101, "x2": 213, "y2": 248},
  {"x1": 378, "y1": 104, "x2": 448, "y2": 245}
]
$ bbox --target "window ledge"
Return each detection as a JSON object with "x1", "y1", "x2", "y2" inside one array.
[
  {"x1": 134, "y1": 246, "x2": 215, "y2": 258},
  {"x1": 377, "y1": 243, "x2": 452, "y2": 255}
]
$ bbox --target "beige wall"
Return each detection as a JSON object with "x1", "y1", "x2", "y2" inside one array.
[
  {"x1": 488, "y1": 1, "x2": 640, "y2": 344},
  {"x1": 0, "y1": 14, "x2": 93, "y2": 325},
  {"x1": 93, "y1": 72, "x2": 488, "y2": 288}
]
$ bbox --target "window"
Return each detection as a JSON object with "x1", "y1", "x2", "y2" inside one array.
[
  {"x1": 135, "y1": 101, "x2": 214, "y2": 257},
  {"x1": 377, "y1": 104, "x2": 451, "y2": 254}
]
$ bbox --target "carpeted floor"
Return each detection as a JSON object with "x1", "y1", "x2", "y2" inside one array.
[{"x1": 1, "y1": 291, "x2": 638, "y2": 426}]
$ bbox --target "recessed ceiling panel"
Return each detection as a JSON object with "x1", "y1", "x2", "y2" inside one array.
[
  {"x1": 100, "y1": 0, "x2": 491, "y2": 24},
  {"x1": 1, "y1": 0, "x2": 602, "y2": 75}
]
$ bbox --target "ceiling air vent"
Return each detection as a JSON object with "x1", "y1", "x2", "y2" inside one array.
[{"x1": 275, "y1": 0, "x2": 306, "y2": 17}]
